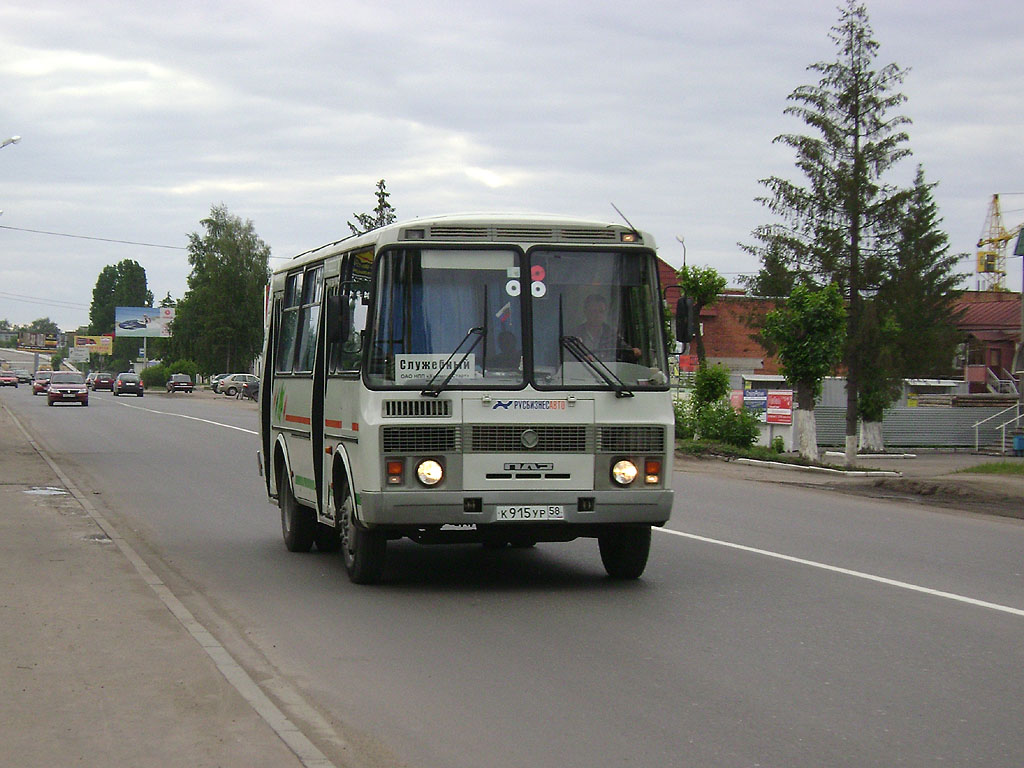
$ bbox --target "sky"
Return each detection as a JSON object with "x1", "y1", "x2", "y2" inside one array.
[{"x1": 1, "y1": 0, "x2": 1022, "y2": 332}]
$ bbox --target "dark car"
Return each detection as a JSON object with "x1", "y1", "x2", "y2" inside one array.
[
  {"x1": 118, "y1": 318, "x2": 146, "y2": 330},
  {"x1": 90, "y1": 372, "x2": 114, "y2": 391},
  {"x1": 166, "y1": 373, "x2": 194, "y2": 393},
  {"x1": 47, "y1": 371, "x2": 89, "y2": 406},
  {"x1": 31, "y1": 370, "x2": 52, "y2": 395},
  {"x1": 14, "y1": 369, "x2": 32, "y2": 383},
  {"x1": 113, "y1": 372, "x2": 144, "y2": 397},
  {"x1": 0, "y1": 370, "x2": 18, "y2": 387},
  {"x1": 209, "y1": 373, "x2": 229, "y2": 393},
  {"x1": 239, "y1": 379, "x2": 259, "y2": 401}
]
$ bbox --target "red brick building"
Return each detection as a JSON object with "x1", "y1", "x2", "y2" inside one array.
[{"x1": 954, "y1": 290, "x2": 1022, "y2": 393}]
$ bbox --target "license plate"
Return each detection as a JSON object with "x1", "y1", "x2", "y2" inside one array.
[
  {"x1": 495, "y1": 505, "x2": 565, "y2": 522},
  {"x1": 63, "y1": 393, "x2": 76, "y2": 398}
]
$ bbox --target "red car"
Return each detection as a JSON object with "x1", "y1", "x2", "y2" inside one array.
[
  {"x1": 90, "y1": 372, "x2": 114, "y2": 391},
  {"x1": 0, "y1": 371, "x2": 18, "y2": 387},
  {"x1": 47, "y1": 371, "x2": 89, "y2": 406},
  {"x1": 31, "y1": 370, "x2": 52, "y2": 395}
]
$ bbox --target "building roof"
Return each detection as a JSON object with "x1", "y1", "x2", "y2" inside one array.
[{"x1": 955, "y1": 293, "x2": 1021, "y2": 331}]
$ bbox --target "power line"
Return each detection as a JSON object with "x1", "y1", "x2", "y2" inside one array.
[
  {"x1": 0, "y1": 291, "x2": 90, "y2": 309},
  {"x1": 0, "y1": 224, "x2": 186, "y2": 250}
]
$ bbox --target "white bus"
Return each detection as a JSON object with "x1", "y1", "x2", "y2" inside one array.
[{"x1": 259, "y1": 213, "x2": 681, "y2": 583}]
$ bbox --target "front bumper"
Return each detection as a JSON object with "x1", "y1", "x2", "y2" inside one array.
[{"x1": 359, "y1": 488, "x2": 673, "y2": 528}]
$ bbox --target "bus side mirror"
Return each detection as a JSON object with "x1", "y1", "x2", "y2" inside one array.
[
  {"x1": 675, "y1": 297, "x2": 695, "y2": 343},
  {"x1": 326, "y1": 294, "x2": 347, "y2": 344}
]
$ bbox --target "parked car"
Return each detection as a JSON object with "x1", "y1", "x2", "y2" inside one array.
[
  {"x1": 210, "y1": 373, "x2": 230, "y2": 393},
  {"x1": 113, "y1": 372, "x2": 144, "y2": 397},
  {"x1": 166, "y1": 373, "x2": 194, "y2": 393},
  {"x1": 90, "y1": 372, "x2": 114, "y2": 391},
  {"x1": 31, "y1": 370, "x2": 52, "y2": 395},
  {"x1": 47, "y1": 371, "x2": 89, "y2": 406},
  {"x1": 219, "y1": 373, "x2": 259, "y2": 397},
  {"x1": 239, "y1": 379, "x2": 260, "y2": 401},
  {"x1": 0, "y1": 370, "x2": 18, "y2": 387},
  {"x1": 14, "y1": 369, "x2": 32, "y2": 383}
]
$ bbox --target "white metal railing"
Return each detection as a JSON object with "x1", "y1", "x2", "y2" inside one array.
[
  {"x1": 986, "y1": 366, "x2": 1018, "y2": 395},
  {"x1": 970, "y1": 405, "x2": 1019, "y2": 454}
]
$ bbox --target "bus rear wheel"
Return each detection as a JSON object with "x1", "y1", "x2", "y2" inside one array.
[
  {"x1": 598, "y1": 525, "x2": 652, "y2": 579},
  {"x1": 279, "y1": 466, "x2": 315, "y2": 552},
  {"x1": 338, "y1": 491, "x2": 385, "y2": 584}
]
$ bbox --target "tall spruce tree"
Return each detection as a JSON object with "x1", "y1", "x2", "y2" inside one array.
[
  {"x1": 881, "y1": 166, "x2": 964, "y2": 377},
  {"x1": 747, "y1": 1, "x2": 912, "y2": 464},
  {"x1": 348, "y1": 179, "x2": 397, "y2": 235}
]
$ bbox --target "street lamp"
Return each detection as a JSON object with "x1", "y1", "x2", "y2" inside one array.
[{"x1": 1, "y1": 136, "x2": 21, "y2": 150}]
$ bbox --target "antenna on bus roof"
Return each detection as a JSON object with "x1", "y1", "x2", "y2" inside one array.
[{"x1": 610, "y1": 202, "x2": 639, "y2": 235}]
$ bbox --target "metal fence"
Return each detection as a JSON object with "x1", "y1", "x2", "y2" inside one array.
[{"x1": 814, "y1": 406, "x2": 1007, "y2": 448}]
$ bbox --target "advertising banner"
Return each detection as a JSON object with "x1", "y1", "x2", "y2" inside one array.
[
  {"x1": 115, "y1": 307, "x2": 175, "y2": 338},
  {"x1": 73, "y1": 334, "x2": 114, "y2": 354},
  {"x1": 765, "y1": 389, "x2": 794, "y2": 425}
]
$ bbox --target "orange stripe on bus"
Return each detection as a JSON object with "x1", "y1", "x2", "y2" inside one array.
[
  {"x1": 324, "y1": 419, "x2": 343, "y2": 429},
  {"x1": 284, "y1": 414, "x2": 311, "y2": 425}
]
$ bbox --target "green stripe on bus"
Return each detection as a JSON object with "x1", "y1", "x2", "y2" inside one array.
[{"x1": 294, "y1": 475, "x2": 316, "y2": 490}]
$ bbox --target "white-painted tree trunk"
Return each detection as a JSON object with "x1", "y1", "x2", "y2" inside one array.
[
  {"x1": 859, "y1": 421, "x2": 884, "y2": 452},
  {"x1": 844, "y1": 435, "x2": 858, "y2": 466},
  {"x1": 793, "y1": 407, "x2": 819, "y2": 462}
]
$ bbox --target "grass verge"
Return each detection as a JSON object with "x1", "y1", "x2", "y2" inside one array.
[{"x1": 956, "y1": 461, "x2": 1024, "y2": 476}]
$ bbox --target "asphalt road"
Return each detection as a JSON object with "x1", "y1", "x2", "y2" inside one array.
[{"x1": 4, "y1": 385, "x2": 1023, "y2": 768}]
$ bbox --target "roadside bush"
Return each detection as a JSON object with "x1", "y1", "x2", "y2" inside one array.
[
  {"x1": 141, "y1": 363, "x2": 167, "y2": 389},
  {"x1": 165, "y1": 358, "x2": 199, "y2": 380},
  {"x1": 672, "y1": 362, "x2": 759, "y2": 449}
]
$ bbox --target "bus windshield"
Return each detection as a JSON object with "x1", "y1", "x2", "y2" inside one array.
[{"x1": 365, "y1": 247, "x2": 668, "y2": 390}]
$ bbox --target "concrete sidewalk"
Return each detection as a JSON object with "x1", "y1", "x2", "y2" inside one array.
[{"x1": 0, "y1": 402, "x2": 307, "y2": 768}]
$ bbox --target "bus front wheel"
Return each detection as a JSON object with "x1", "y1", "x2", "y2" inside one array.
[
  {"x1": 598, "y1": 525, "x2": 652, "y2": 579},
  {"x1": 338, "y1": 492, "x2": 385, "y2": 584},
  {"x1": 279, "y1": 466, "x2": 315, "y2": 552}
]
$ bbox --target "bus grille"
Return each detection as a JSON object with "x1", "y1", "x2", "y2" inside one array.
[
  {"x1": 597, "y1": 426, "x2": 665, "y2": 453},
  {"x1": 468, "y1": 425, "x2": 588, "y2": 453},
  {"x1": 382, "y1": 399, "x2": 452, "y2": 418},
  {"x1": 382, "y1": 426, "x2": 460, "y2": 453}
]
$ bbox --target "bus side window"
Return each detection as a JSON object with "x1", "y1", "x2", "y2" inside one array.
[
  {"x1": 294, "y1": 265, "x2": 323, "y2": 373},
  {"x1": 276, "y1": 273, "x2": 302, "y2": 373},
  {"x1": 329, "y1": 281, "x2": 368, "y2": 374}
]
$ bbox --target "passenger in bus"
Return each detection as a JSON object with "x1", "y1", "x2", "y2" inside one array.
[
  {"x1": 491, "y1": 330, "x2": 521, "y2": 370},
  {"x1": 572, "y1": 293, "x2": 640, "y2": 362}
]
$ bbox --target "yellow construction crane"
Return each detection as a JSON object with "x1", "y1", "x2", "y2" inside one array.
[{"x1": 976, "y1": 193, "x2": 1024, "y2": 290}]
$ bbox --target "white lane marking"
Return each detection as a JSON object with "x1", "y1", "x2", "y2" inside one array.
[
  {"x1": 117, "y1": 401, "x2": 257, "y2": 435},
  {"x1": 656, "y1": 527, "x2": 1024, "y2": 618}
]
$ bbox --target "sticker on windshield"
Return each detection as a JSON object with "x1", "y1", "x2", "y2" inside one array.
[
  {"x1": 395, "y1": 354, "x2": 478, "y2": 382},
  {"x1": 505, "y1": 280, "x2": 521, "y2": 297}
]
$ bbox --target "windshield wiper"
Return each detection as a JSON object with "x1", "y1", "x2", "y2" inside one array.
[
  {"x1": 421, "y1": 326, "x2": 485, "y2": 397},
  {"x1": 560, "y1": 335, "x2": 634, "y2": 398}
]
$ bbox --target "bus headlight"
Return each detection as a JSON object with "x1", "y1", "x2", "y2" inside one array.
[
  {"x1": 611, "y1": 460, "x2": 638, "y2": 486},
  {"x1": 416, "y1": 459, "x2": 444, "y2": 486}
]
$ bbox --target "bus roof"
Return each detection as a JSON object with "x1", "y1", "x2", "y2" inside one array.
[{"x1": 280, "y1": 212, "x2": 657, "y2": 271}]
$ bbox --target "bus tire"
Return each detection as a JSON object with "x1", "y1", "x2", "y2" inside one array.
[
  {"x1": 279, "y1": 466, "x2": 315, "y2": 552},
  {"x1": 598, "y1": 525, "x2": 651, "y2": 579},
  {"x1": 338, "y1": 491, "x2": 385, "y2": 584}
]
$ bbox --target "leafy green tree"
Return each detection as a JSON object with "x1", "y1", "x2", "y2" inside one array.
[
  {"x1": 170, "y1": 204, "x2": 271, "y2": 374},
  {"x1": 88, "y1": 259, "x2": 154, "y2": 369},
  {"x1": 675, "y1": 264, "x2": 727, "y2": 363},
  {"x1": 762, "y1": 283, "x2": 846, "y2": 461},
  {"x1": 747, "y1": 1, "x2": 912, "y2": 464},
  {"x1": 348, "y1": 179, "x2": 397, "y2": 235},
  {"x1": 27, "y1": 317, "x2": 61, "y2": 334}
]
